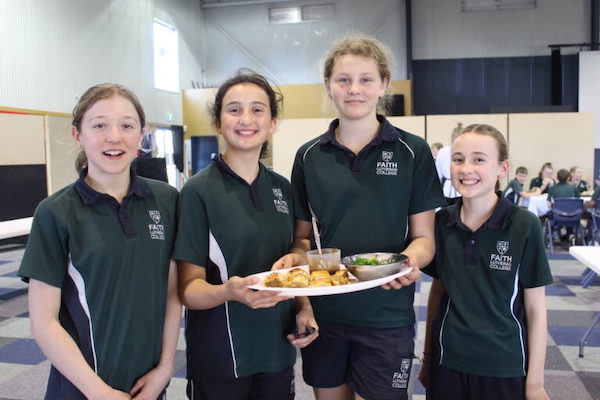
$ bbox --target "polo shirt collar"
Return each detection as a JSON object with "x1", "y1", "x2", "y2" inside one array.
[
  {"x1": 447, "y1": 193, "x2": 512, "y2": 232},
  {"x1": 214, "y1": 155, "x2": 265, "y2": 211},
  {"x1": 319, "y1": 114, "x2": 400, "y2": 147},
  {"x1": 75, "y1": 168, "x2": 149, "y2": 205}
]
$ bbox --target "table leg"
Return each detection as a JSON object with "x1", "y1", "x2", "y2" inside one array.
[{"x1": 579, "y1": 311, "x2": 600, "y2": 358}]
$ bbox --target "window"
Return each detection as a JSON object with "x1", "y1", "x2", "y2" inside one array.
[{"x1": 153, "y1": 20, "x2": 179, "y2": 92}]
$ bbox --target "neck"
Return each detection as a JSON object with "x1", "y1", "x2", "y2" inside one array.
[
  {"x1": 222, "y1": 150, "x2": 261, "y2": 184},
  {"x1": 336, "y1": 114, "x2": 381, "y2": 154},
  {"x1": 85, "y1": 169, "x2": 131, "y2": 204},
  {"x1": 460, "y1": 192, "x2": 499, "y2": 232}
]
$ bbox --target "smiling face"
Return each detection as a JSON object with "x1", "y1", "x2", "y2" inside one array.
[
  {"x1": 216, "y1": 82, "x2": 276, "y2": 156},
  {"x1": 326, "y1": 54, "x2": 388, "y2": 122},
  {"x1": 72, "y1": 95, "x2": 142, "y2": 182},
  {"x1": 451, "y1": 132, "x2": 509, "y2": 202}
]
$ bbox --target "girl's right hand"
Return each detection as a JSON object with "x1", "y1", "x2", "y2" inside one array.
[{"x1": 226, "y1": 276, "x2": 292, "y2": 309}]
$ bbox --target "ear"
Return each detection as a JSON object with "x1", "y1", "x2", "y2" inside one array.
[
  {"x1": 380, "y1": 77, "x2": 389, "y2": 96},
  {"x1": 324, "y1": 79, "x2": 332, "y2": 98},
  {"x1": 498, "y1": 159, "x2": 510, "y2": 179},
  {"x1": 269, "y1": 118, "x2": 279, "y2": 136},
  {"x1": 71, "y1": 126, "x2": 82, "y2": 148}
]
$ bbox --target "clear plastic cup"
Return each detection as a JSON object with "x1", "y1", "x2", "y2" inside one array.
[{"x1": 307, "y1": 248, "x2": 341, "y2": 274}]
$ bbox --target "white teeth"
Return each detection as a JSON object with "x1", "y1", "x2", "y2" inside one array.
[
  {"x1": 461, "y1": 179, "x2": 478, "y2": 185},
  {"x1": 238, "y1": 130, "x2": 256, "y2": 136},
  {"x1": 104, "y1": 151, "x2": 124, "y2": 156}
]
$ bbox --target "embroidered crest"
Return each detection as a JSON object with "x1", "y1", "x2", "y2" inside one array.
[
  {"x1": 149, "y1": 210, "x2": 161, "y2": 224},
  {"x1": 382, "y1": 151, "x2": 394, "y2": 162},
  {"x1": 272, "y1": 188, "x2": 289, "y2": 214},
  {"x1": 272, "y1": 188, "x2": 283, "y2": 200},
  {"x1": 496, "y1": 240, "x2": 509, "y2": 255}
]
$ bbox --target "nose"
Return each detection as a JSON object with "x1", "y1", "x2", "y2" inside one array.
[
  {"x1": 239, "y1": 109, "x2": 252, "y2": 125},
  {"x1": 348, "y1": 81, "x2": 360, "y2": 94},
  {"x1": 106, "y1": 124, "x2": 121, "y2": 142}
]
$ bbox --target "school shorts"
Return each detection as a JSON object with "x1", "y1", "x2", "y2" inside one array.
[
  {"x1": 427, "y1": 361, "x2": 525, "y2": 400},
  {"x1": 185, "y1": 365, "x2": 294, "y2": 400},
  {"x1": 301, "y1": 321, "x2": 415, "y2": 400}
]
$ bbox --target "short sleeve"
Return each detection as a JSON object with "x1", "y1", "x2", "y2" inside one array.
[
  {"x1": 518, "y1": 212, "x2": 553, "y2": 288},
  {"x1": 18, "y1": 202, "x2": 69, "y2": 287},
  {"x1": 173, "y1": 183, "x2": 210, "y2": 267},
  {"x1": 409, "y1": 138, "x2": 445, "y2": 215},
  {"x1": 291, "y1": 148, "x2": 311, "y2": 222}
]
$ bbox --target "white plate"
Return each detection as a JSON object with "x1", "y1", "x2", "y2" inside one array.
[{"x1": 246, "y1": 264, "x2": 413, "y2": 297}]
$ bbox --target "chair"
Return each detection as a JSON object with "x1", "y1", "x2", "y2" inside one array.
[{"x1": 544, "y1": 198, "x2": 585, "y2": 253}]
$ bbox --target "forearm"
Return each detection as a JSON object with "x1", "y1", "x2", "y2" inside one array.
[
  {"x1": 525, "y1": 288, "x2": 548, "y2": 389},
  {"x1": 423, "y1": 279, "x2": 444, "y2": 356},
  {"x1": 181, "y1": 278, "x2": 233, "y2": 310},
  {"x1": 402, "y1": 236, "x2": 436, "y2": 270},
  {"x1": 157, "y1": 262, "x2": 182, "y2": 372},
  {"x1": 33, "y1": 314, "x2": 112, "y2": 398}
]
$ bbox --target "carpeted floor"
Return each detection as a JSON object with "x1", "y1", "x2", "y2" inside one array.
[{"x1": 0, "y1": 245, "x2": 598, "y2": 400}]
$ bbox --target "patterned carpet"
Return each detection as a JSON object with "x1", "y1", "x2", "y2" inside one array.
[{"x1": 0, "y1": 246, "x2": 598, "y2": 399}]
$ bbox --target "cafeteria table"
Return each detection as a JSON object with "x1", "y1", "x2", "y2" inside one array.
[
  {"x1": 0, "y1": 217, "x2": 33, "y2": 240},
  {"x1": 569, "y1": 246, "x2": 600, "y2": 357}
]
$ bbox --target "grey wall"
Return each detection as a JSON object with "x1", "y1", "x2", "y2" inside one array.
[{"x1": 200, "y1": 0, "x2": 407, "y2": 86}]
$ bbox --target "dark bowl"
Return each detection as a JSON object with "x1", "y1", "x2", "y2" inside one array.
[{"x1": 342, "y1": 252, "x2": 409, "y2": 281}]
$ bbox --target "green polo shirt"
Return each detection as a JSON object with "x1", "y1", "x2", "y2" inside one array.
[
  {"x1": 19, "y1": 170, "x2": 177, "y2": 394},
  {"x1": 292, "y1": 115, "x2": 445, "y2": 328},
  {"x1": 530, "y1": 176, "x2": 557, "y2": 194},
  {"x1": 547, "y1": 182, "x2": 580, "y2": 202},
  {"x1": 423, "y1": 195, "x2": 553, "y2": 377},
  {"x1": 174, "y1": 157, "x2": 295, "y2": 380},
  {"x1": 503, "y1": 179, "x2": 523, "y2": 204}
]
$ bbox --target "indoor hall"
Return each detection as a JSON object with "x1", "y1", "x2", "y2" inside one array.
[{"x1": 1, "y1": 0, "x2": 600, "y2": 399}]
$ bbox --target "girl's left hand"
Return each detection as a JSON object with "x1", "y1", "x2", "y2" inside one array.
[
  {"x1": 129, "y1": 364, "x2": 171, "y2": 399},
  {"x1": 380, "y1": 255, "x2": 421, "y2": 290},
  {"x1": 287, "y1": 309, "x2": 319, "y2": 348},
  {"x1": 271, "y1": 253, "x2": 304, "y2": 270}
]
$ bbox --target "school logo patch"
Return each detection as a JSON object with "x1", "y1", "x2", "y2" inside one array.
[
  {"x1": 376, "y1": 151, "x2": 398, "y2": 176},
  {"x1": 272, "y1": 188, "x2": 289, "y2": 214},
  {"x1": 497, "y1": 240, "x2": 509, "y2": 255},
  {"x1": 391, "y1": 357, "x2": 412, "y2": 389},
  {"x1": 149, "y1": 210, "x2": 161, "y2": 224},
  {"x1": 490, "y1": 240, "x2": 512, "y2": 271},
  {"x1": 148, "y1": 210, "x2": 165, "y2": 240}
]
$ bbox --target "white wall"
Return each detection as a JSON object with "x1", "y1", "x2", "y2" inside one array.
[
  {"x1": 201, "y1": 0, "x2": 407, "y2": 86},
  {"x1": 0, "y1": 0, "x2": 203, "y2": 125},
  {"x1": 412, "y1": 0, "x2": 589, "y2": 59},
  {"x1": 579, "y1": 51, "x2": 600, "y2": 148}
]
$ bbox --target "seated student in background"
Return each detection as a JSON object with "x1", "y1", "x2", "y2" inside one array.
[
  {"x1": 547, "y1": 168, "x2": 580, "y2": 207},
  {"x1": 568, "y1": 166, "x2": 589, "y2": 194},
  {"x1": 530, "y1": 162, "x2": 555, "y2": 194},
  {"x1": 430, "y1": 142, "x2": 443, "y2": 160},
  {"x1": 584, "y1": 185, "x2": 600, "y2": 209},
  {"x1": 503, "y1": 166, "x2": 541, "y2": 205}
]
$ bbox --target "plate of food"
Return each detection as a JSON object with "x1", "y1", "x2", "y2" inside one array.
[{"x1": 246, "y1": 263, "x2": 412, "y2": 297}]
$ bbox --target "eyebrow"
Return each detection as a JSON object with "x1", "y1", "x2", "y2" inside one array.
[{"x1": 224, "y1": 101, "x2": 268, "y2": 107}]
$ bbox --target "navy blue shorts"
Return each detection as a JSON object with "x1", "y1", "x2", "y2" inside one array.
[
  {"x1": 427, "y1": 361, "x2": 525, "y2": 400},
  {"x1": 186, "y1": 366, "x2": 294, "y2": 400},
  {"x1": 301, "y1": 321, "x2": 415, "y2": 400}
]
